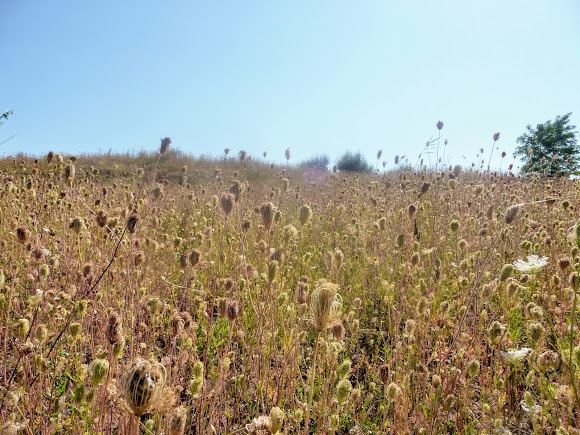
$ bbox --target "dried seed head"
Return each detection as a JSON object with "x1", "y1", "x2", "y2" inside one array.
[
  {"x1": 295, "y1": 282, "x2": 308, "y2": 304},
  {"x1": 160, "y1": 137, "x2": 172, "y2": 154},
  {"x1": 386, "y1": 382, "x2": 401, "y2": 401},
  {"x1": 217, "y1": 297, "x2": 228, "y2": 318},
  {"x1": 16, "y1": 226, "x2": 29, "y2": 244},
  {"x1": 120, "y1": 358, "x2": 168, "y2": 417},
  {"x1": 127, "y1": 215, "x2": 138, "y2": 234},
  {"x1": 169, "y1": 406, "x2": 187, "y2": 435},
  {"x1": 226, "y1": 300, "x2": 240, "y2": 321},
  {"x1": 528, "y1": 322, "x2": 545, "y2": 342},
  {"x1": 89, "y1": 359, "x2": 109, "y2": 386},
  {"x1": 189, "y1": 249, "x2": 201, "y2": 266},
  {"x1": 96, "y1": 211, "x2": 108, "y2": 228},
  {"x1": 169, "y1": 313, "x2": 184, "y2": 336},
  {"x1": 270, "y1": 406, "x2": 284, "y2": 433},
  {"x1": 330, "y1": 321, "x2": 346, "y2": 341},
  {"x1": 260, "y1": 202, "x2": 275, "y2": 230},
  {"x1": 310, "y1": 280, "x2": 342, "y2": 333},
  {"x1": 336, "y1": 378, "x2": 353, "y2": 405},
  {"x1": 504, "y1": 205, "x2": 519, "y2": 224},
  {"x1": 106, "y1": 312, "x2": 123, "y2": 345},
  {"x1": 378, "y1": 364, "x2": 389, "y2": 385},
  {"x1": 220, "y1": 192, "x2": 235, "y2": 216}
]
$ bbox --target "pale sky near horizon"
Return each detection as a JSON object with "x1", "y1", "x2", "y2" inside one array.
[{"x1": 1, "y1": 1, "x2": 579, "y2": 170}]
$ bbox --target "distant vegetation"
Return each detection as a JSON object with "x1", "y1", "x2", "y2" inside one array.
[
  {"x1": 299, "y1": 154, "x2": 330, "y2": 170},
  {"x1": 336, "y1": 151, "x2": 372, "y2": 172}
]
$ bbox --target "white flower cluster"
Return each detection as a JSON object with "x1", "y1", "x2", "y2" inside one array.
[{"x1": 513, "y1": 255, "x2": 548, "y2": 273}]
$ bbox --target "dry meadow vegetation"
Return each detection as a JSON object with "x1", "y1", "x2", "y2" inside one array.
[{"x1": 2, "y1": 146, "x2": 580, "y2": 434}]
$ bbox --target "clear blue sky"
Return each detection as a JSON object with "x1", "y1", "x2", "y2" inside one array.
[{"x1": 2, "y1": 0, "x2": 579, "y2": 170}]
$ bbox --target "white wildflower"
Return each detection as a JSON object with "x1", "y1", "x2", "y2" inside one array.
[
  {"x1": 520, "y1": 400, "x2": 542, "y2": 416},
  {"x1": 513, "y1": 255, "x2": 548, "y2": 274},
  {"x1": 500, "y1": 348, "x2": 532, "y2": 361}
]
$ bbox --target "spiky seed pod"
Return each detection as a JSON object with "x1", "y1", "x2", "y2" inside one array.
[
  {"x1": 120, "y1": 358, "x2": 168, "y2": 417},
  {"x1": 269, "y1": 406, "x2": 284, "y2": 433},
  {"x1": 337, "y1": 359, "x2": 352, "y2": 379},
  {"x1": 528, "y1": 322, "x2": 545, "y2": 342},
  {"x1": 170, "y1": 406, "x2": 187, "y2": 435},
  {"x1": 89, "y1": 359, "x2": 109, "y2": 386},
  {"x1": 408, "y1": 204, "x2": 417, "y2": 219},
  {"x1": 180, "y1": 311, "x2": 194, "y2": 330},
  {"x1": 260, "y1": 202, "x2": 275, "y2": 230},
  {"x1": 106, "y1": 312, "x2": 123, "y2": 345},
  {"x1": 229, "y1": 180, "x2": 244, "y2": 202},
  {"x1": 487, "y1": 321, "x2": 507, "y2": 345},
  {"x1": 504, "y1": 205, "x2": 519, "y2": 224},
  {"x1": 500, "y1": 264, "x2": 514, "y2": 282},
  {"x1": 386, "y1": 382, "x2": 401, "y2": 401},
  {"x1": 335, "y1": 378, "x2": 353, "y2": 405},
  {"x1": 16, "y1": 226, "x2": 29, "y2": 244},
  {"x1": 226, "y1": 300, "x2": 240, "y2": 320},
  {"x1": 160, "y1": 137, "x2": 172, "y2": 154},
  {"x1": 310, "y1": 280, "x2": 342, "y2": 333},
  {"x1": 189, "y1": 249, "x2": 201, "y2": 266}
]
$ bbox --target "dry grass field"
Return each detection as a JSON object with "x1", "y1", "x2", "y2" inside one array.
[{"x1": 1, "y1": 148, "x2": 580, "y2": 434}]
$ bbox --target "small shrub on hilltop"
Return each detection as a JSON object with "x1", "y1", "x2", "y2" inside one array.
[{"x1": 336, "y1": 151, "x2": 372, "y2": 172}]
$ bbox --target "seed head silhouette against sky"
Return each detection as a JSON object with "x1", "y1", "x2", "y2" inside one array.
[{"x1": 2, "y1": 1, "x2": 579, "y2": 169}]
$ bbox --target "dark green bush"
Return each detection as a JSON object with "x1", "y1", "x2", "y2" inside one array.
[{"x1": 336, "y1": 151, "x2": 372, "y2": 172}]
